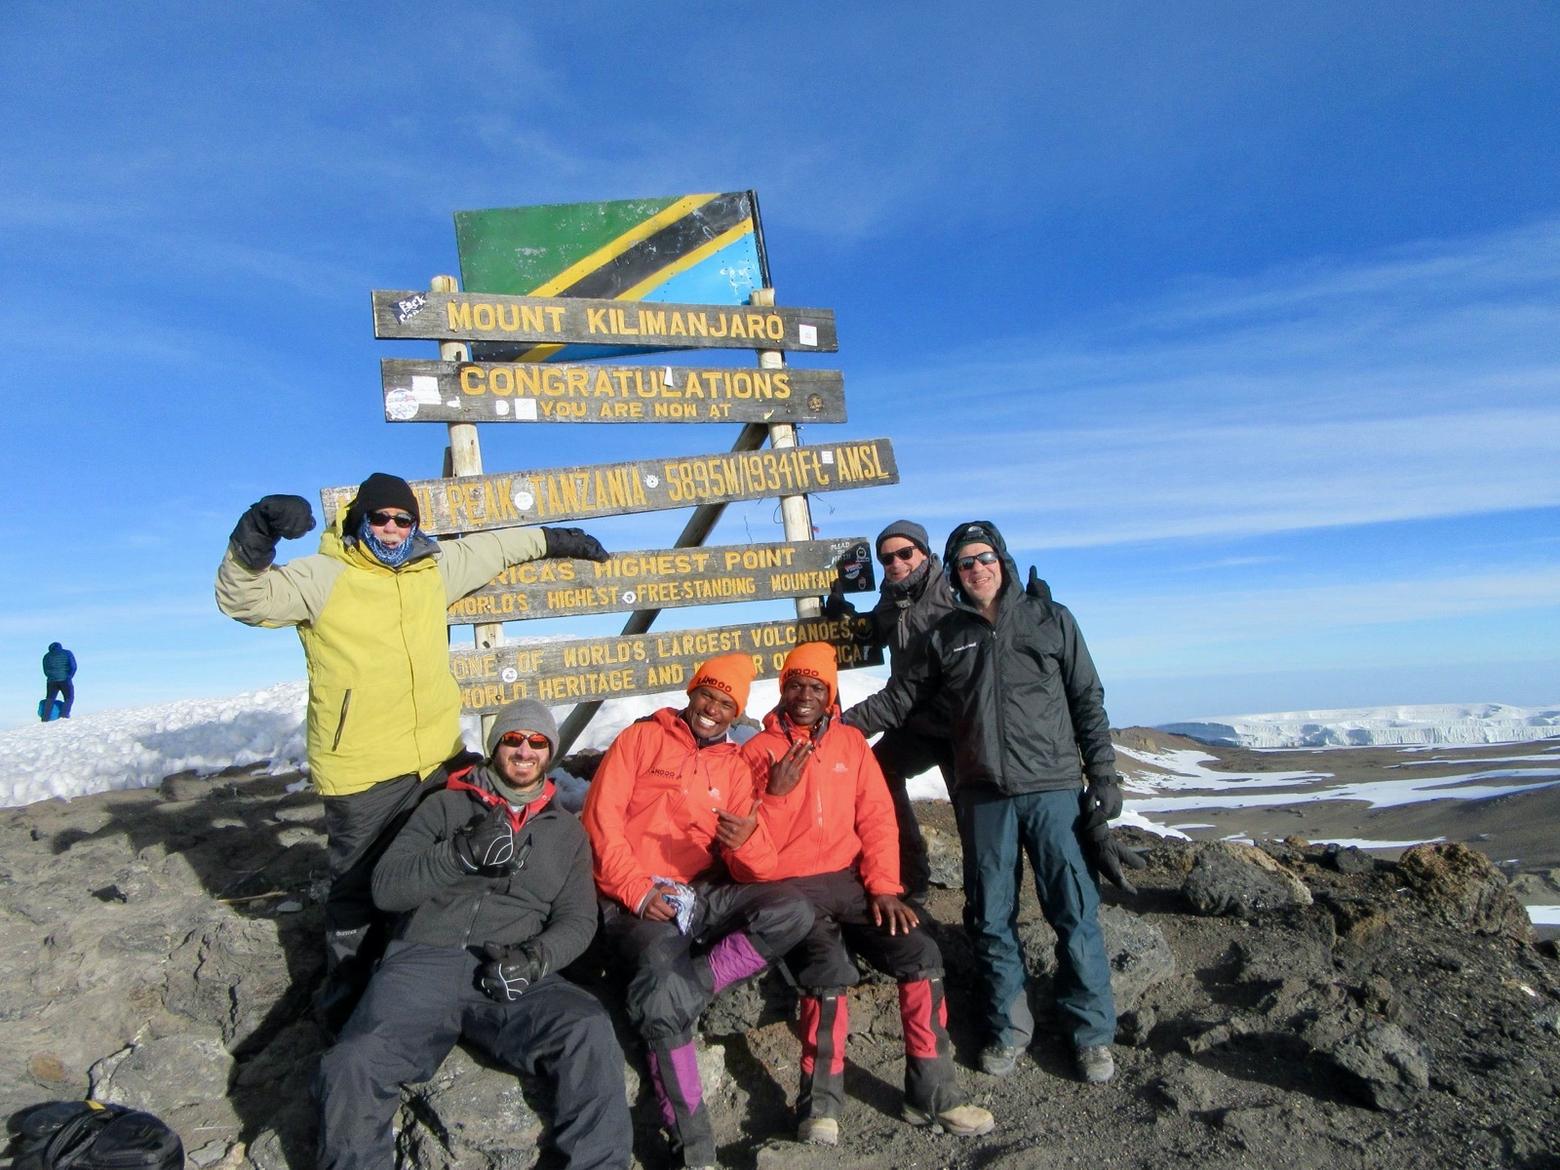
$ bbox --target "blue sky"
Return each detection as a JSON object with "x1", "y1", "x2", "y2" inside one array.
[{"x1": 4, "y1": 2, "x2": 1558, "y2": 729}]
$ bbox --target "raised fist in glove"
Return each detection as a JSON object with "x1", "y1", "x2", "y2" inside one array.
[
  {"x1": 1085, "y1": 774, "x2": 1124, "y2": 821},
  {"x1": 476, "y1": 941, "x2": 544, "y2": 1002},
  {"x1": 541, "y1": 526, "x2": 609, "y2": 562},
  {"x1": 1077, "y1": 792, "x2": 1147, "y2": 894},
  {"x1": 230, "y1": 495, "x2": 316, "y2": 570},
  {"x1": 451, "y1": 805, "x2": 516, "y2": 874}
]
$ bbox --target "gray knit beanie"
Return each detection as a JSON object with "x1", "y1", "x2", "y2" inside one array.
[
  {"x1": 485, "y1": 699, "x2": 561, "y2": 760},
  {"x1": 875, "y1": 519, "x2": 931, "y2": 557}
]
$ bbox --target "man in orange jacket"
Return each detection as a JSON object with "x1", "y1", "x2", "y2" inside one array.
[
  {"x1": 581, "y1": 653, "x2": 814, "y2": 1170},
  {"x1": 736, "y1": 643, "x2": 995, "y2": 1146}
]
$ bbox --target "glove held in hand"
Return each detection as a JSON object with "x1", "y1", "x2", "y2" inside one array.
[{"x1": 1077, "y1": 791, "x2": 1146, "y2": 893}]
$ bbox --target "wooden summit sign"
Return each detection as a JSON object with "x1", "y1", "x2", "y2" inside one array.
[
  {"x1": 447, "y1": 538, "x2": 873, "y2": 624},
  {"x1": 373, "y1": 289, "x2": 838, "y2": 352},
  {"x1": 320, "y1": 438, "x2": 897, "y2": 535},
  {"x1": 450, "y1": 615, "x2": 881, "y2": 713},
  {"x1": 381, "y1": 358, "x2": 846, "y2": 425}
]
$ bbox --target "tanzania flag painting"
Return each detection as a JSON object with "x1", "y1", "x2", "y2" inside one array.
[{"x1": 455, "y1": 191, "x2": 771, "y2": 363}]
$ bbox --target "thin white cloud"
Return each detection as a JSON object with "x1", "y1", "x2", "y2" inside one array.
[{"x1": 846, "y1": 219, "x2": 1560, "y2": 547}]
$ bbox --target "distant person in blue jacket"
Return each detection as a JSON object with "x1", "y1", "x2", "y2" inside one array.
[{"x1": 41, "y1": 642, "x2": 77, "y2": 720}]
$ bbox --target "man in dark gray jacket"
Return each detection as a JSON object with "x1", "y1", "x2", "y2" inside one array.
[
  {"x1": 825, "y1": 520, "x2": 957, "y2": 896},
  {"x1": 315, "y1": 699, "x2": 630, "y2": 1170},
  {"x1": 843, "y1": 520, "x2": 1122, "y2": 1086}
]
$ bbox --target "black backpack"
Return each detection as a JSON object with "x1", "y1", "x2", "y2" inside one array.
[{"x1": 7, "y1": 1101, "x2": 184, "y2": 1170}]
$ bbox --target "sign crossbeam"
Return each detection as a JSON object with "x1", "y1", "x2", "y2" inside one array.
[
  {"x1": 449, "y1": 538, "x2": 872, "y2": 625},
  {"x1": 373, "y1": 289, "x2": 838, "y2": 352},
  {"x1": 320, "y1": 438, "x2": 897, "y2": 534},
  {"x1": 452, "y1": 616, "x2": 883, "y2": 715},
  {"x1": 381, "y1": 359, "x2": 846, "y2": 425}
]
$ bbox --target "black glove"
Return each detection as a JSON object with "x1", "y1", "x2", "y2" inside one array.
[
  {"x1": 1076, "y1": 793, "x2": 1147, "y2": 894},
  {"x1": 822, "y1": 580, "x2": 856, "y2": 620},
  {"x1": 1086, "y1": 775, "x2": 1124, "y2": 821},
  {"x1": 1025, "y1": 566, "x2": 1053, "y2": 603},
  {"x1": 541, "y1": 526, "x2": 609, "y2": 561},
  {"x1": 451, "y1": 805, "x2": 516, "y2": 874},
  {"x1": 230, "y1": 495, "x2": 316, "y2": 570},
  {"x1": 476, "y1": 941, "x2": 544, "y2": 1002}
]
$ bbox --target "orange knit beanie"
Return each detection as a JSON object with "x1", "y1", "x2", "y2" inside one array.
[
  {"x1": 780, "y1": 642, "x2": 838, "y2": 707},
  {"x1": 686, "y1": 652, "x2": 755, "y2": 710}
]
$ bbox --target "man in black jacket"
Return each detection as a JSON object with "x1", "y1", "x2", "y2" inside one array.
[
  {"x1": 825, "y1": 520, "x2": 957, "y2": 897},
  {"x1": 843, "y1": 520, "x2": 1122, "y2": 1086},
  {"x1": 315, "y1": 699, "x2": 630, "y2": 1170}
]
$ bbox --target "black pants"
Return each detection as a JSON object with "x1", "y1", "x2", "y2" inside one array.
[
  {"x1": 871, "y1": 728, "x2": 954, "y2": 897},
  {"x1": 780, "y1": 870, "x2": 959, "y2": 1120},
  {"x1": 43, "y1": 680, "x2": 74, "y2": 718},
  {"x1": 314, "y1": 772, "x2": 439, "y2": 1036},
  {"x1": 316, "y1": 941, "x2": 631, "y2": 1170},
  {"x1": 599, "y1": 879, "x2": 814, "y2": 1047}
]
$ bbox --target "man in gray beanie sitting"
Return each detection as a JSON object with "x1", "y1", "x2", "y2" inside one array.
[{"x1": 316, "y1": 699, "x2": 631, "y2": 1170}]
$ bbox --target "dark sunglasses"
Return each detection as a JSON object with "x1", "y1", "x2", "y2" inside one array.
[
  {"x1": 499, "y1": 731, "x2": 551, "y2": 751},
  {"x1": 368, "y1": 510, "x2": 415, "y2": 529},
  {"x1": 877, "y1": 547, "x2": 919, "y2": 565},
  {"x1": 956, "y1": 551, "x2": 1001, "y2": 571}
]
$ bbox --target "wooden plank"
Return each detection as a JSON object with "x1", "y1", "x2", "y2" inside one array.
[
  {"x1": 320, "y1": 438, "x2": 897, "y2": 535},
  {"x1": 450, "y1": 616, "x2": 884, "y2": 714},
  {"x1": 447, "y1": 538, "x2": 874, "y2": 625},
  {"x1": 372, "y1": 289, "x2": 838, "y2": 352},
  {"x1": 381, "y1": 359, "x2": 846, "y2": 425}
]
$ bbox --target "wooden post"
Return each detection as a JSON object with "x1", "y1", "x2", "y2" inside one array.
[
  {"x1": 753, "y1": 288, "x2": 821, "y2": 620},
  {"x1": 432, "y1": 274, "x2": 500, "y2": 745}
]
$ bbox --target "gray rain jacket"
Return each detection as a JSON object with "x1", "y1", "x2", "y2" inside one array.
[
  {"x1": 372, "y1": 765, "x2": 597, "y2": 977},
  {"x1": 844, "y1": 520, "x2": 1117, "y2": 795}
]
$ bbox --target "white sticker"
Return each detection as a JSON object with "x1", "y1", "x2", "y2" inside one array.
[
  {"x1": 411, "y1": 376, "x2": 442, "y2": 404},
  {"x1": 821, "y1": 450, "x2": 835, "y2": 464},
  {"x1": 512, "y1": 486, "x2": 535, "y2": 512},
  {"x1": 643, "y1": 473, "x2": 660, "y2": 489},
  {"x1": 662, "y1": 366, "x2": 676, "y2": 386},
  {"x1": 515, "y1": 399, "x2": 538, "y2": 421},
  {"x1": 384, "y1": 388, "x2": 419, "y2": 420},
  {"x1": 494, "y1": 400, "x2": 511, "y2": 417},
  {"x1": 621, "y1": 589, "x2": 637, "y2": 605},
  {"x1": 500, "y1": 667, "x2": 518, "y2": 684},
  {"x1": 798, "y1": 323, "x2": 818, "y2": 347}
]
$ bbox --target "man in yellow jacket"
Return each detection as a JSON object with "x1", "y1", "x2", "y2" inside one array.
[{"x1": 215, "y1": 472, "x2": 608, "y2": 1028}]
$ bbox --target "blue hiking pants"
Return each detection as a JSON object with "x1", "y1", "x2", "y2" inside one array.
[{"x1": 955, "y1": 786, "x2": 1115, "y2": 1049}]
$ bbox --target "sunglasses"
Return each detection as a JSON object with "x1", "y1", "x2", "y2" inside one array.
[
  {"x1": 368, "y1": 510, "x2": 415, "y2": 529},
  {"x1": 499, "y1": 731, "x2": 551, "y2": 751},
  {"x1": 877, "y1": 547, "x2": 919, "y2": 566},
  {"x1": 956, "y1": 551, "x2": 1001, "y2": 571}
]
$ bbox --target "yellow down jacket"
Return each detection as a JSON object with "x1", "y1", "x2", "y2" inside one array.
[{"x1": 215, "y1": 519, "x2": 547, "y2": 797}]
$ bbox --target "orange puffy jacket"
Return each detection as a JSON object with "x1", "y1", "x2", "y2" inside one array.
[
  {"x1": 736, "y1": 708, "x2": 902, "y2": 896},
  {"x1": 582, "y1": 707, "x2": 779, "y2": 912}
]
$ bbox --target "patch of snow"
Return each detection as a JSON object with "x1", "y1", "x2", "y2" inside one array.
[{"x1": 1160, "y1": 702, "x2": 1560, "y2": 749}]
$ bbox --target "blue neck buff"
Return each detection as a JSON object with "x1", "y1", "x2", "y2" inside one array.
[{"x1": 358, "y1": 515, "x2": 417, "y2": 568}]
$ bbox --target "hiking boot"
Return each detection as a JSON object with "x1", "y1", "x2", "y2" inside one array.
[
  {"x1": 979, "y1": 1043, "x2": 1023, "y2": 1077},
  {"x1": 797, "y1": 1117, "x2": 839, "y2": 1146},
  {"x1": 1077, "y1": 1044, "x2": 1115, "y2": 1084},
  {"x1": 900, "y1": 1102, "x2": 996, "y2": 1137}
]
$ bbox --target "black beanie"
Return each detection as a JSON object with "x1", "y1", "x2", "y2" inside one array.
[
  {"x1": 344, "y1": 472, "x2": 418, "y2": 534},
  {"x1": 875, "y1": 519, "x2": 931, "y2": 558}
]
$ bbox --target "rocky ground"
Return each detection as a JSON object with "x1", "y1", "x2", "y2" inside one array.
[{"x1": 2, "y1": 736, "x2": 1558, "y2": 1169}]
